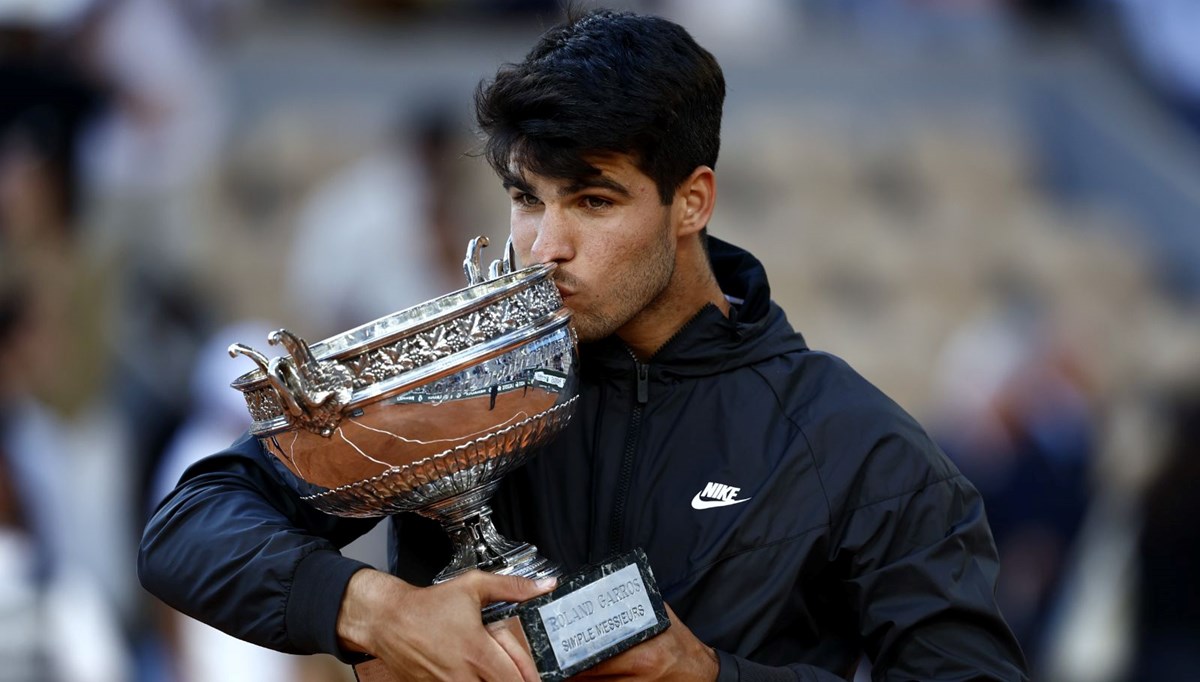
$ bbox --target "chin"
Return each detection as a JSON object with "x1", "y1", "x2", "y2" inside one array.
[
  {"x1": 568, "y1": 318, "x2": 609, "y2": 344},
  {"x1": 572, "y1": 326, "x2": 604, "y2": 344}
]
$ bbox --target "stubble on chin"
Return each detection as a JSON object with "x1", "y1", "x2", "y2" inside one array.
[
  {"x1": 566, "y1": 266, "x2": 672, "y2": 344},
  {"x1": 552, "y1": 272, "x2": 612, "y2": 343},
  {"x1": 564, "y1": 303, "x2": 616, "y2": 344}
]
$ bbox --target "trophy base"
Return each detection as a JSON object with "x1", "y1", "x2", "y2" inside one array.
[
  {"x1": 425, "y1": 486, "x2": 564, "y2": 623},
  {"x1": 510, "y1": 548, "x2": 670, "y2": 680},
  {"x1": 353, "y1": 549, "x2": 669, "y2": 682}
]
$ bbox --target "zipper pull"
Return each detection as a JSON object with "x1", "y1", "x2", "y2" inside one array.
[{"x1": 636, "y1": 362, "x2": 649, "y2": 404}]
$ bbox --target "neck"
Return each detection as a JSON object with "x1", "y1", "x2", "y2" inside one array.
[{"x1": 616, "y1": 235, "x2": 729, "y2": 361}]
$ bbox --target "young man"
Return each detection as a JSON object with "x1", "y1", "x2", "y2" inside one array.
[{"x1": 140, "y1": 9, "x2": 1029, "y2": 681}]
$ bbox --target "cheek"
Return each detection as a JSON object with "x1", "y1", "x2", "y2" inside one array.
[
  {"x1": 609, "y1": 217, "x2": 666, "y2": 262},
  {"x1": 509, "y1": 214, "x2": 537, "y2": 262}
]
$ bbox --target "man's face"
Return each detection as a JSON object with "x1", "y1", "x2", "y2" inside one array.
[{"x1": 506, "y1": 154, "x2": 677, "y2": 343}]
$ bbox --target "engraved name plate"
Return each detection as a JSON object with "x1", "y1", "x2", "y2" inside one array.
[{"x1": 515, "y1": 549, "x2": 670, "y2": 680}]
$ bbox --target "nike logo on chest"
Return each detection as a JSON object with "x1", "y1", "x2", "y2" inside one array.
[{"x1": 691, "y1": 481, "x2": 752, "y2": 510}]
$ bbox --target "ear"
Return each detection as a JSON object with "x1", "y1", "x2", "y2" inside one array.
[{"x1": 674, "y1": 166, "x2": 716, "y2": 238}]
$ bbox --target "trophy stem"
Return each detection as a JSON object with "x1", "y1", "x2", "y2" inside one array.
[{"x1": 421, "y1": 482, "x2": 561, "y2": 620}]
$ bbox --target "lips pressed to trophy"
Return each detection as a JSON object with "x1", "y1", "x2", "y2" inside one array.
[{"x1": 228, "y1": 237, "x2": 669, "y2": 681}]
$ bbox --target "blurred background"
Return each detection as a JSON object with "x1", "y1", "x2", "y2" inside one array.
[{"x1": 2, "y1": 0, "x2": 1198, "y2": 680}]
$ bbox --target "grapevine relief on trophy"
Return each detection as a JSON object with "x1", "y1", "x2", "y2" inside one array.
[{"x1": 230, "y1": 276, "x2": 560, "y2": 427}]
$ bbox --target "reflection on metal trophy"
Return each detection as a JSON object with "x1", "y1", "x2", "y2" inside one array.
[
  {"x1": 228, "y1": 236, "x2": 574, "y2": 587},
  {"x1": 228, "y1": 237, "x2": 668, "y2": 681}
]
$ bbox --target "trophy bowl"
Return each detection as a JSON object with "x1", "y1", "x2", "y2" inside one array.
[{"x1": 226, "y1": 237, "x2": 578, "y2": 587}]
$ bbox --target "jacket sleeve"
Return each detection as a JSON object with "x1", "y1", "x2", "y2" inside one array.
[
  {"x1": 714, "y1": 474, "x2": 1028, "y2": 681},
  {"x1": 138, "y1": 433, "x2": 379, "y2": 660},
  {"x1": 838, "y1": 472, "x2": 1029, "y2": 681}
]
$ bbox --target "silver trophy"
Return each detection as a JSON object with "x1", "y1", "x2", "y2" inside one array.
[
  {"x1": 228, "y1": 237, "x2": 668, "y2": 681},
  {"x1": 227, "y1": 236, "x2": 576, "y2": 590}
]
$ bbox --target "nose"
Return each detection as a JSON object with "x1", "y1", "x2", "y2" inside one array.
[{"x1": 529, "y1": 206, "x2": 575, "y2": 265}]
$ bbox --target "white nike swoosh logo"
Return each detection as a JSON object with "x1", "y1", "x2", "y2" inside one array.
[{"x1": 691, "y1": 493, "x2": 752, "y2": 510}]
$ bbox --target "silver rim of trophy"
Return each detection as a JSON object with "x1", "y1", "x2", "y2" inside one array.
[{"x1": 226, "y1": 236, "x2": 578, "y2": 609}]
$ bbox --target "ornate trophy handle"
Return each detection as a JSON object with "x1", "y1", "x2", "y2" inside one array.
[
  {"x1": 266, "y1": 356, "x2": 308, "y2": 418},
  {"x1": 271, "y1": 329, "x2": 355, "y2": 437},
  {"x1": 227, "y1": 343, "x2": 270, "y2": 371},
  {"x1": 229, "y1": 343, "x2": 304, "y2": 418},
  {"x1": 487, "y1": 236, "x2": 517, "y2": 280},
  {"x1": 229, "y1": 330, "x2": 355, "y2": 437},
  {"x1": 466, "y1": 235, "x2": 518, "y2": 285},
  {"x1": 464, "y1": 236, "x2": 489, "y2": 285},
  {"x1": 268, "y1": 329, "x2": 321, "y2": 374}
]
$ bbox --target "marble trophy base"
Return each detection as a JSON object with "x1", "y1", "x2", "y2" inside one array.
[
  {"x1": 353, "y1": 549, "x2": 669, "y2": 682},
  {"x1": 514, "y1": 549, "x2": 670, "y2": 680}
]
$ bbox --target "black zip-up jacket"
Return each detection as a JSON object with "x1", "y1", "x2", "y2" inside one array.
[{"x1": 139, "y1": 238, "x2": 1028, "y2": 681}]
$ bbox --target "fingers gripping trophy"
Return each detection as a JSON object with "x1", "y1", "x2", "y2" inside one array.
[{"x1": 228, "y1": 237, "x2": 668, "y2": 681}]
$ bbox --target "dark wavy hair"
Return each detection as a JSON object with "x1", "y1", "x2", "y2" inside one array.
[{"x1": 475, "y1": 8, "x2": 725, "y2": 204}]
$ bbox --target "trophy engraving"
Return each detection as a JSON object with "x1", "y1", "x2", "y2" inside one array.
[
  {"x1": 228, "y1": 236, "x2": 667, "y2": 679},
  {"x1": 520, "y1": 549, "x2": 669, "y2": 680}
]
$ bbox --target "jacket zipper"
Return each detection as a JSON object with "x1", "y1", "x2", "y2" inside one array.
[
  {"x1": 607, "y1": 357, "x2": 648, "y2": 556},
  {"x1": 603, "y1": 306, "x2": 716, "y2": 556}
]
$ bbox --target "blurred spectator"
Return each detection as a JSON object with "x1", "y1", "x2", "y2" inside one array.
[
  {"x1": 1, "y1": 7, "x2": 105, "y2": 384},
  {"x1": 72, "y1": 0, "x2": 231, "y2": 532},
  {"x1": 0, "y1": 8, "x2": 103, "y2": 242},
  {"x1": 80, "y1": 0, "x2": 225, "y2": 198},
  {"x1": 0, "y1": 262, "x2": 131, "y2": 682},
  {"x1": 931, "y1": 295, "x2": 1094, "y2": 669},
  {"x1": 283, "y1": 108, "x2": 464, "y2": 338},
  {"x1": 4, "y1": 5, "x2": 223, "y2": 679},
  {"x1": 1127, "y1": 387, "x2": 1200, "y2": 681}
]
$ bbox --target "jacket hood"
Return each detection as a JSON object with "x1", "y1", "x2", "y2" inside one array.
[{"x1": 581, "y1": 236, "x2": 808, "y2": 377}]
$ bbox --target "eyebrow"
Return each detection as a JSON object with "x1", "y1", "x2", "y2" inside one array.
[
  {"x1": 502, "y1": 176, "x2": 632, "y2": 199},
  {"x1": 502, "y1": 177, "x2": 534, "y2": 194},
  {"x1": 560, "y1": 177, "x2": 632, "y2": 199}
]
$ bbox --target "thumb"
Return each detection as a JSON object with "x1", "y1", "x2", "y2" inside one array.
[{"x1": 468, "y1": 571, "x2": 558, "y2": 606}]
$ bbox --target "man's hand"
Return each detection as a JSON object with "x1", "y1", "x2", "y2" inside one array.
[
  {"x1": 572, "y1": 604, "x2": 718, "y2": 681},
  {"x1": 336, "y1": 568, "x2": 556, "y2": 682}
]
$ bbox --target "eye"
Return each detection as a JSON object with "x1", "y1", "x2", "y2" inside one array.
[
  {"x1": 512, "y1": 192, "x2": 542, "y2": 208},
  {"x1": 582, "y1": 196, "x2": 612, "y2": 210}
]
